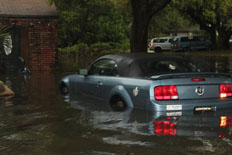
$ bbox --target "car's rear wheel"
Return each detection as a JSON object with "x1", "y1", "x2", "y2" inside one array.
[
  {"x1": 183, "y1": 47, "x2": 190, "y2": 52},
  {"x1": 155, "y1": 47, "x2": 162, "y2": 53},
  {"x1": 60, "y1": 83, "x2": 69, "y2": 95},
  {"x1": 110, "y1": 95, "x2": 126, "y2": 111}
]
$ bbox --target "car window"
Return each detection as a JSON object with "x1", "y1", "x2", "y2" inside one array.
[
  {"x1": 192, "y1": 36, "x2": 200, "y2": 41},
  {"x1": 173, "y1": 37, "x2": 178, "y2": 42},
  {"x1": 88, "y1": 59, "x2": 119, "y2": 76},
  {"x1": 168, "y1": 39, "x2": 173, "y2": 43},
  {"x1": 180, "y1": 37, "x2": 189, "y2": 42},
  {"x1": 144, "y1": 60, "x2": 198, "y2": 76},
  {"x1": 152, "y1": 39, "x2": 159, "y2": 43},
  {"x1": 159, "y1": 39, "x2": 167, "y2": 43}
]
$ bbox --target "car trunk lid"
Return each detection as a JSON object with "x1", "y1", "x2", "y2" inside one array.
[{"x1": 151, "y1": 72, "x2": 232, "y2": 100}]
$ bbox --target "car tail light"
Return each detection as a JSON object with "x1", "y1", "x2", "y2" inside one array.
[
  {"x1": 192, "y1": 78, "x2": 205, "y2": 81},
  {"x1": 177, "y1": 43, "x2": 180, "y2": 47},
  {"x1": 220, "y1": 116, "x2": 232, "y2": 128},
  {"x1": 154, "y1": 121, "x2": 177, "y2": 136},
  {"x1": 154, "y1": 85, "x2": 179, "y2": 100},
  {"x1": 150, "y1": 43, "x2": 153, "y2": 47},
  {"x1": 218, "y1": 133, "x2": 229, "y2": 138},
  {"x1": 220, "y1": 84, "x2": 232, "y2": 98}
]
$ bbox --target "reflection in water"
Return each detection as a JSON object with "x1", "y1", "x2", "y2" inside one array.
[
  {"x1": 1, "y1": 55, "x2": 232, "y2": 154},
  {"x1": 220, "y1": 116, "x2": 232, "y2": 128},
  {"x1": 68, "y1": 94, "x2": 232, "y2": 138},
  {"x1": 182, "y1": 55, "x2": 232, "y2": 73},
  {"x1": 67, "y1": 94, "x2": 232, "y2": 154},
  {"x1": 154, "y1": 119, "x2": 177, "y2": 136}
]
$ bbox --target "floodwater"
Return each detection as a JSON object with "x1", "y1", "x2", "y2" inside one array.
[{"x1": 1, "y1": 55, "x2": 232, "y2": 155}]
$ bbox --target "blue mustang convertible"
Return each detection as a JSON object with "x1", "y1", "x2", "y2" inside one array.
[{"x1": 59, "y1": 53, "x2": 232, "y2": 111}]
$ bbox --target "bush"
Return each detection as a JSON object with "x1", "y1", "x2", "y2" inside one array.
[
  {"x1": 56, "y1": 0, "x2": 129, "y2": 47},
  {"x1": 58, "y1": 41, "x2": 129, "y2": 69},
  {"x1": 58, "y1": 41, "x2": 129, "y2": 55},
  {"x1": 58, "y1": 43, "x2": 89, "y2": 54}
]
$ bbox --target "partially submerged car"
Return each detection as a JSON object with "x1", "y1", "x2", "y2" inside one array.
[{"x1": 59, "y1": 53, "x2": 232, "y2": 112}]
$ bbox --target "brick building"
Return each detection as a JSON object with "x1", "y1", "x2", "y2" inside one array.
[{"x1": 0, "y1": 0, "x2": 58, "y2": 71}]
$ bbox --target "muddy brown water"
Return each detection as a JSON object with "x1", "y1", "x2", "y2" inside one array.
[{"x1": 1, "y1": 55, "x2": 232, "y2": 155}]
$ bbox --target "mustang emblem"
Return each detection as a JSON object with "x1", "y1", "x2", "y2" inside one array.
[
  {"x1": 195, "y1": 86, "x2": 204, "y2": 96},
  {"x1": 133, "y1": 87, "x2": 139, "y2": 96}
]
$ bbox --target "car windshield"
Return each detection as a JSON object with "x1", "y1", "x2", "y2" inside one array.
[
  {"x1": 172, "y1": 37, "x2": 178, "y2": 42},
  {"x1": 141, "y1": 60, "x2": 199, "y2": 77},
  {"x1": 152, "y1": 39, "x2": 159, "y2": 43}
]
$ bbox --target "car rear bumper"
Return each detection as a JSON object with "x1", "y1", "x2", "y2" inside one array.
[
  {"x1": 149, "y1": 47, "x2": 155, "y2": 51},
  {"x1": 148, "y1": 99, "x2": 232, "y2": 112}
]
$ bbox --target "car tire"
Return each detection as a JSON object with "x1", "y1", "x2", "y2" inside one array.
[
  {"x1": 183, "y1": 47, "x2": 190, "y2": 52},
  {"x1": 60, "y1": 83, "x2": 69, "y2": 95},
  {"x1": 206, "y1": 45, "x2": 212, "y2": 51},
  {"x1": 110, "y1": 95, "x2": 126, "y2": 111},
  {"x1": 155, "y1": 47, "x2": 162, "y2": 53}
]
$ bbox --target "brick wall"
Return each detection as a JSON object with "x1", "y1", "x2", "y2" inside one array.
[{"x1": 0, "y1": 18, "x2": 58, "y2": 71}]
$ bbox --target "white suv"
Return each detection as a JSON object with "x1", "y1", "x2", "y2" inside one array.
[{"x1": 149, "y1": 37, "x2": 173, "y2": 52}]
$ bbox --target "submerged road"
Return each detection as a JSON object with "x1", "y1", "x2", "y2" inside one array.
[{"x1": 1, "y1": 54, "x2": 232, "y2": 154}]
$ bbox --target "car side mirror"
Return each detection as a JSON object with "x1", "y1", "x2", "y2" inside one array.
[{"x1": 79, "y1": 69, "x2": 88, "y2": 76}]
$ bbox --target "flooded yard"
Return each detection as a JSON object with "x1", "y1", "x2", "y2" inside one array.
[{"x1": 1, "y1": 54, "x2": 232, "y2": 155}]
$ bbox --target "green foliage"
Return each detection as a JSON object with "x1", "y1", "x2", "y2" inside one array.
[
  {"x1": 174, "y1": 0, "x2": 232, "y2": 48},
  {"x1": 89, "y1": 41, "x2": 129, "y2": 54},
  {"x1": 58, "y1": 44, "x2": 79, "y2": 53},
  {"x1": 58, "y1": 40, "x2": 129, "y2": 54},
  {"x1": 58, "y1": 41, "x2": 129, "y2": 68},
  {"x1": 0, "y1": 26, "x2": 10, "y2": 54},
  {"x1": 46, "y1": 0, "x2": 53, "y2": 5},
  {"x1": 0, "y1": 26, "x2": 9, "y2": 42},
  {"x1": 0, "y1": 25, "x2": 10, "y2": 70},
  {"x1": 54, "y1": 0, "x2": 128, "y2": 47},
  {"x1": 148, "y1": 4, "x2": 193, "y2": 38},
  {"x1": 96, "y1": 15, "x2": 127, "y2": 43},
  {"x1": 111, "y1": 0, "x2": 132, "y2": 34}
]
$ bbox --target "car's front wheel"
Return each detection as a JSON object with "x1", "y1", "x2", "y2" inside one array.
[
  {"x1": 60, "y1": 83, "x2": 69, "y2": 95},
  {"x1": 183, "y1": 47, "x2": 190, "y2": 52},
  {"x1": 110, "y1": 95, "x2": 127, "y2": 111}
]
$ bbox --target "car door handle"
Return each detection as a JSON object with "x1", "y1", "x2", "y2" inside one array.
[{"x1": 97, "y1": 81, "x2": 103, "y2": 87}]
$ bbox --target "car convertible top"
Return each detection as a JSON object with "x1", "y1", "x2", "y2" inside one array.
[{"x1": 90, "y1": 53, "x2": 190, "y2": 77}]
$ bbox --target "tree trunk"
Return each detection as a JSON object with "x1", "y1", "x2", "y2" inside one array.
[
  {"x1": 221, "y1": 35, "x2": 231, "y2": 49},
  {"x1": 217, "y1": 28, "x2": 231, "y2": 49},
  {"x1": 130, "y1": 0, "x2": 171, "y2": 53},
  {"x1": 208, "y1": 27, "x2": 217, "y2": 49},
  {"x1": 209, "y1": 31, "x2": 217, "y2": 49},
  {"x1": 200, "y1": 24, "x2": 217, "y2": 49},
  {"x1": 130, "y1": 13, "x2": 150, "y2": 53}
]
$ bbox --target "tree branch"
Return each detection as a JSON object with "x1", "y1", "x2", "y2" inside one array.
[{"x1": 149, "y1": 0, "x2": 172, "y2": 16}]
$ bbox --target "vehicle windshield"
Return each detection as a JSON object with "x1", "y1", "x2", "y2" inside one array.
[
  {"x1": 152, "y1": 39, "x2": 159, "y2": 43},
  {"x1": 172, "y1": 37, "x2": 178, "y2": 43},
  {"x1": 141, "y1": 60, "x2": 199, "y2": 77}
]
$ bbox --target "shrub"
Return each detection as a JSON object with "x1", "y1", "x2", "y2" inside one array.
[
  {"x1": 58, "y1": 41, "x2": 129, "y2": 55},
  {"x1": 58, "y1": 41, "x2": 129, "y2": 69}
]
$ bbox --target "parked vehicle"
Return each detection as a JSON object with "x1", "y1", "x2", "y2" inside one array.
[
  {"x1": 60, "y1": 53, "x2": 232, "y2": 112},
  {"x1": 171, "y1": 36, "x2": 212, "y2": 51},
  {"x1": 149, "y1": 37, "x2": 173, "y2": 52}
]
